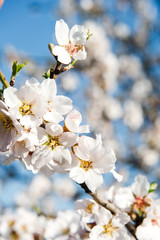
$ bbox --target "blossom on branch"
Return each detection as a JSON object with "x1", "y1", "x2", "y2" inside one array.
[{"x1": 52, "y1": 19, "x2": 88, "y2": 64}]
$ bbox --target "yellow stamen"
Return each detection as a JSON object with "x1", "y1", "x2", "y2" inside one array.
[
  {"x1": 44, "y1": 135, "x2": 62, "y2": 150},
  {"x1": 103, "y1": 222, "x2": 118, "y2": 236},
  {"x1": 19, "y1": 100, "x2": 34, "y2": 116},
  {"x1": 80, "y1": 159, "x2": 93, "y2": 171}
]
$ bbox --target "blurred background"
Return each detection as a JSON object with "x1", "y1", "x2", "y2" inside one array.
[{"x1": 0, "y1": 0, "x2": 160, "y2": 214}]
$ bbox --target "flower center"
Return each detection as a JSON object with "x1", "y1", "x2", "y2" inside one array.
[
  {"x1": 133, "y1": 196, "x2": 151, "y2": 213},
  {"x1": 19, "y1": 100, "x2": 34, "y2": 116},
  {"x1": 44, "y1": 135, "x2": 62, "y2": 150},
  {"x1": 80, "y1": 160, "x2": 93, "y2": 171},
  {"x1": 86, "y1": 203, "x2": 94, "y2": 213},
  {"x1": 0, "y1": 112, "x2": 13, "y2": 132},
  {"x1": 65, "y1": 43, "x2": 83, "y2": 57},
  {"x1": 103, "y1": 222, "x2": 117, "y2": 236}
]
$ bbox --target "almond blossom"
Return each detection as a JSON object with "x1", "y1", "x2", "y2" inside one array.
[
  {"x1": 25, "y1": 123, "x2": 78, "y2": 173},
  {"x1": 69, "y1": 134, "x2": 120, "y2": 192},
  {"x1": 114, "y1": 175, "x2": 152, "y2": 214},
  {"x1": 52, "y1": 19, "x2": 88, "y2": 64},
  {"x1": 89, "y1": 207, "x2": 130, "y2": 240},
  {"x1": 3, "y1": 79, "x2": 47, "y2": 128}
]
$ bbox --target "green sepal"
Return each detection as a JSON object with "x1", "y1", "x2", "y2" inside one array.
[{"x1": 148, "y1": 181, "x2": 158, "y2": 193}]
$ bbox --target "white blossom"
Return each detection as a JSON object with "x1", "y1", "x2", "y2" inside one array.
[
  {"x1": 52, "y1": 19, "x2": 88, "y2": 64},
  {"x1": 69, "y1": 134, "x2": 120, "y2": 192}
]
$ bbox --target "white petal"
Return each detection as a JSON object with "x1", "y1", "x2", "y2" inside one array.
[
  {"x1": 59, "y1": 132, "x2": 78, "y2": 148},
  {"x1": 55, "y1": 19, "x2": 69, "y2": 45},
  {"x1": 73, "y1": 47, "x2": 87, "y2": 61},
  {"x1": 112, "y1": 212, "x2": 130, "y2": 228},
  {"x1": 43, "y1": 110, "x2": 64, "y2": 124},
  {"x1": 52, "y1": 46, "x2": 71, "y2": 64},
  {"x1": 53, "y1": 95, "x2": 72, "y2": 115},
  {"x1": 110, "y1": 168, "x2": 123, "y2": 182},
  {"x1": 41, "y1": 78, "x2": 57, "y2": 100},
  {"x1": 69, "y1": 167, "x2": 86, "y2": 183},
  {"x1": 52, "y1": 147, "x2": 71, "y2": 164},
  {"x1": 95, "y1": 207, "x2": 112, "y2": 225},
  {"x1": 85, "y1": 169, "x2": 103, "y2": 192},
  {"x1": 131, "y1": 175, "x2": 150, "y2": 197},
  {"x1": 45, "y1": 122, "x2": 63, "y2": 136},
  {"x1": 70, "y1": 25, "x2": 88, "y2": 44},
  {"x1": 4, "y1": 87, "x2": 20, "y2": 108}
]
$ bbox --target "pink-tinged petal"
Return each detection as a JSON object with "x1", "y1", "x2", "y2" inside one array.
[
  {"x1": 73, "y1": 47, "x2": 87, "y2": 61},
  {"x1": 69, "y1": 167, "x2": 86, "y2": 183},
  {"x1": 60, "y1": 132, "x2": 78, "y2": 148},
  {"x1": 3, "y1": 87, "x2": 20, "y2": 108},
  {"x1": 45, "y1": 122, "x2": 63, "y2": 137},
  {"x1": 52, "y1": 46, "x2": 71, "y2": 64},
  {"x1": 41, "y1": 78, "x2": 57, "y2": 99},
  {"x1": 53, "y1": 95, "x2": 72, "y2": 115},
  {"x1": 85, "y1": 169, "x2": 103, "y2": 192},
  {"x1": 65, "y1": 109, "x2": 82, "y2": 132},
  {"x1": 70, "y1": 25, "x2": 88, "y2": 45},
  {"x1": 55, "y1": 19, "x2": 69, "y2": 45},
  {"x1": 112, "y1": 212, "x2": 130, "y2": 228}
]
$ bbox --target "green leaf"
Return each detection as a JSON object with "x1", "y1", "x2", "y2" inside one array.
[
  {"x1": 86, "y1": 29, "x2": 93, "y2": 41},
  {"x1": 17, "y1": 61, "x2": 27, "y2": 73},
  {"x1": 148, "y1": 181, "x2": 158, "y2": 193},
  {"x1": 43, "y1": 69, "x2": 51, "y2": 79},
  {"x1": 11, "y1": 60, "x2": 27, "y2": 78}
]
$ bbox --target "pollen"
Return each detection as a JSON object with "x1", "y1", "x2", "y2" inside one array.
[
  {"x1": 0, "y1": 112, "x2": 13, "y2": 133},
  {"x1": 103, "y1": 222, "x2": 117, "y2": 236},
  {"x1": 19, "y1": 100, "x2": 34, "y2": 116},
  {"x1": 44, "y1": 135, "x2": 62, "y2": 150},
  {"x1": 80, "y1": 160, "x2": 93, "y2": 171}
]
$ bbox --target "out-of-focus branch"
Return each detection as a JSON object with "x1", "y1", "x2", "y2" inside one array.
[{"x1": 80, "y1": 183, "x2": 138, "y2": 240}]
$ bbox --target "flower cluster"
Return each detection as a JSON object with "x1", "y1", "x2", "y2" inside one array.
[{"x1": 0, "y1": 76, "x2": 120, "y2": 192}]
